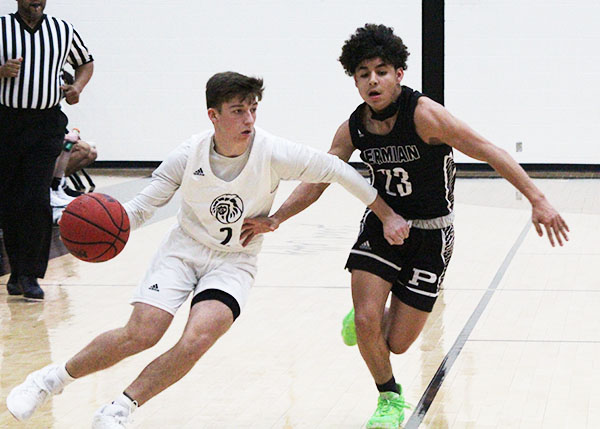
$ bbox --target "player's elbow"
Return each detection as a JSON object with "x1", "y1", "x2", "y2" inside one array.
[{"x1": 307, "y1": 182, "x2": 329, "y2": 203}]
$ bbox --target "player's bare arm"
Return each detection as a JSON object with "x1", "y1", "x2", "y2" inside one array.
[{"x1": 415, "y1": 97, "x2": 569, "y2": 246}]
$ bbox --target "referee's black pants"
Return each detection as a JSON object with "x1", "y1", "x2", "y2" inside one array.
[{"x1": 0, "y1": 105, "x2": 67, "y2": 278}]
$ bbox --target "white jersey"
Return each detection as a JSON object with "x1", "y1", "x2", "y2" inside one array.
[
  {"x1": 179, "y1": 129, "x2": 276, "y2": 252},
  {"x1": 125, "y1": 127, "x2": 377, "y2": 255}
]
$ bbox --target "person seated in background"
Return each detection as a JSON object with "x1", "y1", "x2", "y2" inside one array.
[
  {"x1": 65, "y1": 139, "x2": 97, "y2": 180},
  {"x1": 50, "y1": 129, "x2": 98, "y2": 224},
  {"x1": 49, "y1": 69, "x2": 98, "y2": 224}
]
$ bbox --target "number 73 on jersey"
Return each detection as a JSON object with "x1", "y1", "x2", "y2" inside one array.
[{"x1": 377, "y1": 167, "x2": 412, "y2": 197}]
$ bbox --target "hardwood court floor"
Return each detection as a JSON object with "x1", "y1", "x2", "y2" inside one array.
[{"x1": 0, "y1": 172, "x2": 598, "y2": 428}]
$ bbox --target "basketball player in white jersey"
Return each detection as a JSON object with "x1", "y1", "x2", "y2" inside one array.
[{"x1": 6, "y1": 71, "x2": 410, "y2": 428}]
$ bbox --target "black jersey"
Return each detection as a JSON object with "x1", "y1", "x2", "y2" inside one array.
[{"x1": 349, "y1": 86, "x2": 455, "y2": 221}]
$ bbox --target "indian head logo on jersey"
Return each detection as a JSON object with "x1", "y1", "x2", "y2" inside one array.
[{"x1": 210, "y1": 194, "x2": 244, "y2": 224}]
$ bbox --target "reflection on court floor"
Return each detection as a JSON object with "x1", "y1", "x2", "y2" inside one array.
[{"x1": 1, "y1": 172, "x2": 598, "y2": 428}]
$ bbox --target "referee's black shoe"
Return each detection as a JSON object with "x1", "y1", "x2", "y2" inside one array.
[
  {"x1": 7, "y1": 273, "x2": 22, "y2": 296},
  {"x1": 19, "y1": 276, "x2": 44, "y2": 301}
]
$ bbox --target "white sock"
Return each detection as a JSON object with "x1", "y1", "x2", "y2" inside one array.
[
  {"x1": 114, "y1": 393, "x2": 137, "y2": 414},
  {"x1": 57, "y1": 362, "x2": 76, "y2": 386},
  {"x1": 42, "y1": 363, "x2": 74, "y2": 393}
]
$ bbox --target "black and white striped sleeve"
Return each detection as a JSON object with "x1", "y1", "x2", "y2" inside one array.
[{"x1": 67, "y1": 28, "x2": 93, "y2": 68}]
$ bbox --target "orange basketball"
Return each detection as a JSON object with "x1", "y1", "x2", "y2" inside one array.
[{"x1": 59, "y1": 193, "x2": 130, "y2": 262}]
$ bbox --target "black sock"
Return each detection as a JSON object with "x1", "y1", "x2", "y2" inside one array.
[
  {"x1": 376, "y1": 376, "x2": 399, "y2": 394},
  {"x1": 51, "y1": 177, "x2": 61, "y2": 190}
]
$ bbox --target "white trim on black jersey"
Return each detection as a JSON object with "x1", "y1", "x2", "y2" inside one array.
[
  {"x1": 443, "y1": 153, "x2": 455, "y2": 214},
  {"x1": 349, "y1": 249, "x2": 402, "y2": 271}
]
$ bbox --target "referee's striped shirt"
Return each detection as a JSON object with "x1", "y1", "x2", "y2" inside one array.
[{"x1": 0, "y1": 12, "x2": 93, "y2": 110}]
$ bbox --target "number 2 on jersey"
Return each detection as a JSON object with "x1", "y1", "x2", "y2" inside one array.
[{"x1": 378, "y1": 167, "x2": 412, "y2": 197}]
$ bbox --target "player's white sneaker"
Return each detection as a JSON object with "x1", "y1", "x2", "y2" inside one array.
[
  {"x1": 92, "y1": 396, "x2": 137, "y2": 429},
  {"x1": 6, "y1": 364, "x2": 66, "y2": 421}
]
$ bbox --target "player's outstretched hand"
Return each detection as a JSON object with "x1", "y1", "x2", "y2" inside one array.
[
  {"x1": 241, "y1": 216, "x2": 280, "y2": 247},
  {"x1": 531, "y1": 197, "x2": 569, "y2": 247}
]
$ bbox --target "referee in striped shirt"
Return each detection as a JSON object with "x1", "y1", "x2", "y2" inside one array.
[{"x1": 0, "y1": 0, "x2": 93, "y2": 300}]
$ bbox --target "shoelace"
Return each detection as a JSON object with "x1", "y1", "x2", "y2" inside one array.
[
  {"x1": 375, "y1": 396, "x2": 412, "y2": 416},
  {"x1": 375, "y1": 398, "x2": 393, "y2": 415}
]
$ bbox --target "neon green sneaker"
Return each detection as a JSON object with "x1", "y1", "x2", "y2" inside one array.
[
  {"x1": 366, "y1": 385, "x2": 410, "y2": 429},
  {"x1": 341, "y1": 308, "x2": 357, "y2": 346}
]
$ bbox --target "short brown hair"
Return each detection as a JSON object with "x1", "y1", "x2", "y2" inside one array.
[{"x1": 206, "y1": 72, "x2": 264, "y2": 110}]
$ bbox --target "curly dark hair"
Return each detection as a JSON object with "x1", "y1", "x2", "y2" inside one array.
[
  {"x1": 206, "y1": 71, "x2": 264, "y2": 110},
  {"x1": 339, "y1": 24, "x2": 410, "y2": 76}
]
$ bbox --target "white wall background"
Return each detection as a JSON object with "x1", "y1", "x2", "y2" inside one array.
[
  {"x1": 446, "y1": 0, "x2": 600, "y2": 164},
  {"x1": 0, "y1": 0, "x2": 421, "y2": 161},
  {"x1": 3, "y1": 1, "x2": 598, "y2": 164}
]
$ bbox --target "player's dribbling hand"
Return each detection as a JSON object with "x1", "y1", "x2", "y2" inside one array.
[
  {"x1": 0, "y1": 58, "x2": 22, "y2": 78},
  {"x1": 531, "y1": 197, "x2": 569, "y2": 247},
  {"x1": 240, "y1": 216, "x2": 280, "y2": 247}
]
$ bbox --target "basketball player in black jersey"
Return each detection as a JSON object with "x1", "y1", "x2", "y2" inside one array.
[{"x1": 242, "y1": 24, "x2": 569, "y2": 428}]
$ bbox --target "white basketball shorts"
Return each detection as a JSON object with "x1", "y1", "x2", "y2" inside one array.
[{"x1": 130, "y1": 224, "x2": 257, "y2": 317}]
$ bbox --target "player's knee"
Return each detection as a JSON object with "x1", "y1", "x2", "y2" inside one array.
[
  {"x1": 132, "y1": 332, "x2": 161, "y2": 351},
  {"x1": 122, "y1": 325, "x2": 162, "y2": 351},
  {"x1": 354, "y1": 309, "x2": 382, "y2": 338},
  {"x1": 387, "y1": 334, "x2": 416, "y2": 355},
  {"x1": 178, "y1": 333, "x2": 216, "y2": 362},
  {"x1": 88, "y1": 146, "x2": 98, "y2": 163},
  {"x1": 388, "y1": 339, "x2": 411, "y2": 355}
]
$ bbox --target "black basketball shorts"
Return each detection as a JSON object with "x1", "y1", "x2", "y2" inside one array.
[{"x1": 345, "y1": 211, "x2": 454, "y2": 312}]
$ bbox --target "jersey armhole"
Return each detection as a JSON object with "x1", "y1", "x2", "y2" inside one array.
[
  {"x1": 408, "y1": 93, "x2": 429, "y2": 145},
  {"x1": 348, "y1": 106, "x2": 366, "y2": 149}
]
